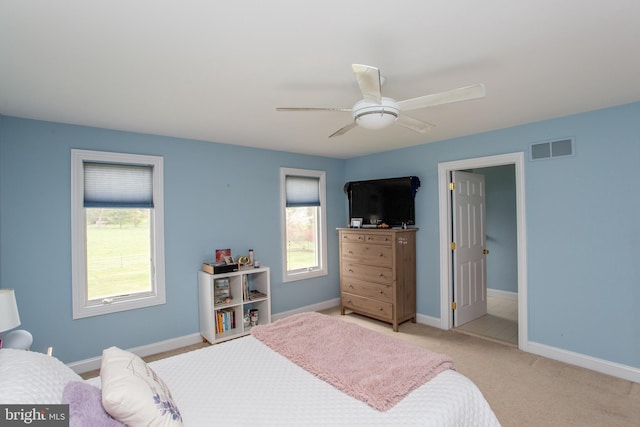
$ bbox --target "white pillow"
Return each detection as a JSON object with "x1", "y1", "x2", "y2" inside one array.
[
  {"x1": 0, "y1": 348, "x2": 83, "y2": 404},
  {"x1": 100, "y1": 346, "x2": 183, "y2": 427}
]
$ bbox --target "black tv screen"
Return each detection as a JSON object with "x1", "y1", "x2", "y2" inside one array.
[{"x1": 344, "y1": 176, "x2": 420, "y2": 227}]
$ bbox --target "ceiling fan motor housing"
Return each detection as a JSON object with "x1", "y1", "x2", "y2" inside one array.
[{"x1": 352, "y1": 97, "x2": 399, "y2": 129}]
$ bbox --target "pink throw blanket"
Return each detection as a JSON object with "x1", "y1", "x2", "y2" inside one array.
[{"x1": 251, "y1": 312, "x2": 454, "y2": 411}]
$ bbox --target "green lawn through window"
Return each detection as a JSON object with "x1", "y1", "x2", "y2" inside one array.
[{"x1": 86, "y1": 219, "x2": 151, "y2": 300}]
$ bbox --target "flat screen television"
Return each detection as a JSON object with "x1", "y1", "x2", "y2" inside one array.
[{"x1": 344, "y1": 176, "x2": 420, "y2": 227}]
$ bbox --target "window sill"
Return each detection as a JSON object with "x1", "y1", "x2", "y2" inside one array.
[
  {"x1": 282, "y1": 269, "x2": 328, "y2": 283},
  {"x1": 72, "y1": 294, "x2": 166, "y2": 319}
]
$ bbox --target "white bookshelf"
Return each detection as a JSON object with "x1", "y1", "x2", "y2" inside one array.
[{"x1": 198, "y1": 266, "x2": 271, "y2": 344}]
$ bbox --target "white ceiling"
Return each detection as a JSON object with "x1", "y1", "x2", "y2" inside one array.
[{"x1": 1, "y1": 1, "x2": 639, "y2": 159}]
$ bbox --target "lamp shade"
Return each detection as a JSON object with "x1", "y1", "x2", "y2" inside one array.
[{"x1": 0, "y1": 289, "x2": 21, "y2": 333}]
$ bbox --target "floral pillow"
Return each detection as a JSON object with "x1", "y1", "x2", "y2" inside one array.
[{"x1": 100, "y1": 346, "x2": 183, "y2": 427}]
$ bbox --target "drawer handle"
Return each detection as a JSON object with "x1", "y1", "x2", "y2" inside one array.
[
  {"x1": 379, "y1": 290, "x2": 384, "y2": 294},
  {"x1": 348, "y1": 284, "x2": 354, "y2": 288},
  {"x1": 379, "y1": 307, "x2": 384, "y2": 311},
  {"x1": 348, "y1": 250, "x2": 354, "y2": 254},
  {"x1": 378, "y1": 273, "x2": 384, "y2": 277},
  {"x1": 347, "y1": 299, "x2": 353, "y2": 304},
  {"x1": 378, "y1": 253, "x2": 384, "y2": 257},
  {"x1": 349, "y1": 268, "x2": 354, "y2": 272}
]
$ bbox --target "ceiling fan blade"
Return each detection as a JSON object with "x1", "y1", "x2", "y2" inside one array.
[
  {"x1": 276, "y1": 107, "x2": 352, "y2": 112},
  {"x1": 352, "y1": 64, "x2": 382, "y2": 104},
  {"x1": 329, "y1": 122, "x2": 358, "y2": 138},
  {"x1": 396, "y1": 84, "x2": 486, "y2": 111},
  {"x1": 395, "y1": 115, "x2": 435, "y2": 133}
]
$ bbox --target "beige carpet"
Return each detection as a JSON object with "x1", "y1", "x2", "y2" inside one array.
[{"x1": 324, "y1": 308, "x2": 640, "y2": 427}]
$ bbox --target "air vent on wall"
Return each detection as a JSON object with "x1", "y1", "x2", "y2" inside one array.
[{"x1": 530, "y1": 138, "x2": 574, "y2": 161}]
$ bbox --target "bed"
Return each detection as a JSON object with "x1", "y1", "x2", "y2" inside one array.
[{"x1": 0, "y1": 312, "x2": 501, "y2": 426}]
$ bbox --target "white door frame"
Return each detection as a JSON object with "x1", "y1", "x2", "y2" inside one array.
[{"x1": 437, "y1": 152, "x2": 528, "y2": 349}]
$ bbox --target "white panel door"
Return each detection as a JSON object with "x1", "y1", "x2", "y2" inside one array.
[{"x1": 452, "y1": 171, "x2": 487, "y2": 326}]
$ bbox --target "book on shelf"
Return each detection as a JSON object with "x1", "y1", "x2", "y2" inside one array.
[
  {"x1": 242, "y1": 275, "x2": 249, "y2": 301},
  {"x1": 216, "y1": 308, "x2": 236, "y2": 333}
]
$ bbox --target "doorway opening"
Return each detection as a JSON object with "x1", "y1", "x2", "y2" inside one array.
[{"x1": 437, "y1": 152, "x2": 528, "y2": 350}]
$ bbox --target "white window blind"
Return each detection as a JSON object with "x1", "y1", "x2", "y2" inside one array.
[
  {"x1": 285, "y1": 175, "x2": 320, "y2": 207},
  {"x1": 83, "y1": 162, "x2": 154, "y2": 208}
]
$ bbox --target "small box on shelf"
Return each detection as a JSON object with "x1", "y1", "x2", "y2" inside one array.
[{"x1": 202, "y1": 261, "x2": 238, "y2": 275}]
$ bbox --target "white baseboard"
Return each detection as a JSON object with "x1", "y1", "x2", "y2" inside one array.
[
  {"x1": 67, "y1": 332, "x2": 203, "y2": 374},
  {"x1": 67, "y1": 300, "x2": 342, "y2": 374},
  {"x1": 487, "y1": 288, "x2": 518, "y2": 300},
  {"x1": 67, "y1": 297, "x2": 437, "y2": 374},
  {"x1": 69, "y1": 298, "x2": 639, "y2": 385},
  {"x1": 524, "y1": 341, "x2": 640, "y2": 383},
  {"x1": 416, "y1": 313, "x2": 441, "y2": 328}
]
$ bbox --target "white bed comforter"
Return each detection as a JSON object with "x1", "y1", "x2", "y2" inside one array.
[{"x1": 90, "y1": 335, "x2": 500, "y2": 426}]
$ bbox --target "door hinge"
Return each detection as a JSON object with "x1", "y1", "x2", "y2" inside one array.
[
  {"x1": 452, "y1": 301, "x2": 457, "y2": 310},
  {"x1": 450, "y1": 242, "x2": 456, "y2": 250},
  {"x1": 449, "y1": 182, "x2": 455, "y2": 191}
]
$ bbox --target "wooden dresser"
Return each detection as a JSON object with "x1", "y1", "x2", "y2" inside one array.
[{"x1": 338, "y1": 228, "x2": 417, "y2": 331}]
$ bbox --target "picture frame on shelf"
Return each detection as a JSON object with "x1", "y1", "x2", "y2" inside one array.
[
  {"x1": 224, "y1": 255, "x2": 235, "y2": 265},
  {"x1": 350, "y1": 217, "x2": 363, "y2": 228},
  {"x1": 215, "y1": 248, "x2": 231, "y2": 263}
]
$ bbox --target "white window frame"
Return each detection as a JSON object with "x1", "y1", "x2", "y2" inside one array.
[
  {"x1": 71, "y1": 149, "x2": 165, "y2": 319},
  {"x1": 280, "y1": 167, "x2": 328, "y2": 282}
]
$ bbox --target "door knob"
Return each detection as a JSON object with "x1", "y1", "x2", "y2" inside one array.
[{"x1": 482, "y1": 249, "x2": 490, "y2": 255}]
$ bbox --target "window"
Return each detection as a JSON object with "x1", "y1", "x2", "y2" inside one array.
[
  {"x1": 280, "y1": 168, "x2": 327, "y2": 282},
  {"x1": 71, "y1": 150, "x2": 165, "y2": 319}
]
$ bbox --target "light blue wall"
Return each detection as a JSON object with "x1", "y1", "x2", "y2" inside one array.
[
  {"x1": 0, "y1": 117, "x2": 345, "y2": 362},
  {"x1": 2, "y1": 101, "x2": 640, "y2": 371},
  {"x1": 473, "y1": 165, "x2": 518, "y2": 293},
  {"x1": 346, "y1": 102, "x2": 640, "y2": 369}
]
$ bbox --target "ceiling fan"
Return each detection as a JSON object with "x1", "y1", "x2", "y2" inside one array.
[{"x1": 276, "y1": 64, "x2": 486, "y2": 138}]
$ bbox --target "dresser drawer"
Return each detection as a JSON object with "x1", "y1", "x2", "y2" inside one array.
[
  {"x1": 342, "y1": 262, "x2": 393, "y2": 285},
  {"x1": 340, "y1": 232, "x2": 366, "y2": 243},
  {"x1": 341, "y1": 242, "x2": 393, "y2": 266},
  {"x1": 341, "y1": 232, "x2": 393, "y2": 245},
  {"x1": 363, "y1": 233, "x2": 393, "y2": 244},
  {"x1": 341, "y1": 277, "x2": 392, "y2": 303},
  {"x1": 342, "y1": 292, "x2": 393, "y2": 321}
]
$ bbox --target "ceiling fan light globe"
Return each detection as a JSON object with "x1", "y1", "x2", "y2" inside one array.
[
  {"x1": 355, "y1": 112, "x2": 397, "y2": 129},
  {"x1": 352, "y1": 98, "x2": 399, "y2": 130}
]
